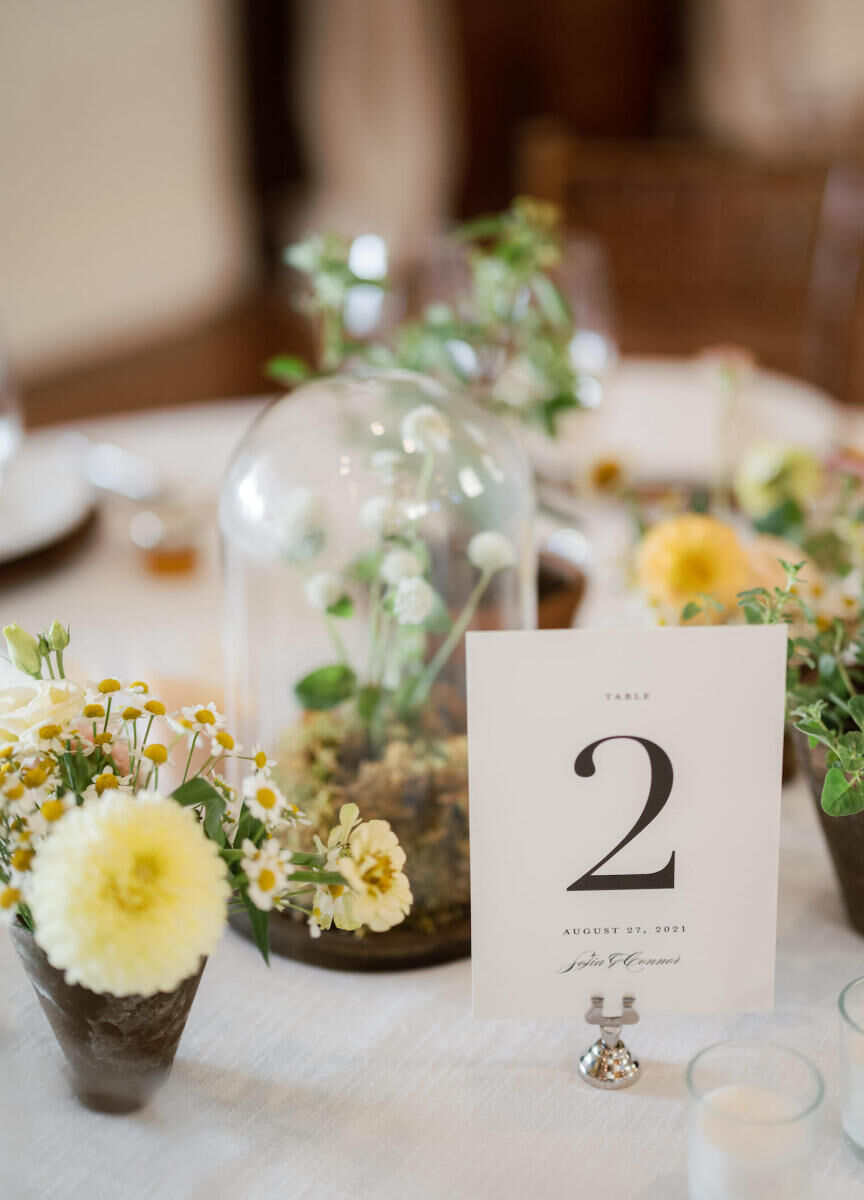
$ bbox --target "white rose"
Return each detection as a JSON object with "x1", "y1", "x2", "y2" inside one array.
[
  {"x1": 400, "y1": 405, "x2": 451, "y2": 454},
  {"x1": 392, "y1": 577, "x2": 436, "y2": 626},
  {"x1": 361, "y1": 496, "x2": 407, "y2": 540},
  {"x1": 380, "y1": 550, "x2": 423, "y2": 586},
  {"x1": 305, "y1": 572, "x2": 344, "y2": 612},
  {"x1": 468, "y1": 531, "x2": 516, "y2": 574},
  {"x1": 0, "y1": 677, "x2": 85, "y2": 749}
]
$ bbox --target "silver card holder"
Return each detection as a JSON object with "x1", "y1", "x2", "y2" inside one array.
[{"x1": 578, "y1": 994, "x2": 641, "y2": 1089}]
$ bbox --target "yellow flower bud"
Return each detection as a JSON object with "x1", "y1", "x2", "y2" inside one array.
[
  {"x1": 97, "y1": 678, "x2": 121, "y2": 694},
  {"x1": 83, "y1": 703, "x2": 105, "y2": 719},
  {"x1": 122, "y1": 707, "x2": 143, "y2": 721},
  {"x1": 143, "y1": 744, "x2": 168, "y2": 765},
  {"x1": 144, "y1": 700, "x2": 166, "y2": 716},
  {"x1": 41, "y1": 799, "x2": 66, "y2": 822},
  {"x1": 94, "y1": 773, "x2": 120, "y2": 794},
  {"x1": 215, "y1": 732, "x2": 235, "y2": 750}
]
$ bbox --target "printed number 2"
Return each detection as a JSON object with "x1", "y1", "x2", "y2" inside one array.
[{"x1": 568, "y1": 735, "x2": 675, "y2": 891}]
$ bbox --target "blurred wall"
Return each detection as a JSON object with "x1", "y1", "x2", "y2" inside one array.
[{"x1": 0, "y1": 0, "x2": 255, "y2": 378}]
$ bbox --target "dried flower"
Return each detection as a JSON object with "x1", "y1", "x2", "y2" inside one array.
[
  {"x1": 392, "y1": 577, "x2": 436, "y2": 625},
  {"x1": 380, "y1": 550, "x2": 423, "y2": 586}
]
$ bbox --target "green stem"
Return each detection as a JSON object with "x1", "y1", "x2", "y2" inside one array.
[
  {"x1": 55, "y1": 650, "x2": 65, "y2": 679},
  {"x1": 408, "y1": 570, "x2": 492, "y2": 709},
  {"x1": 325, "y1": 615, "x2": 351, "y2": 668},
  {"x1": 183, "y1": 731, "x2": 199, "y2": 784}
]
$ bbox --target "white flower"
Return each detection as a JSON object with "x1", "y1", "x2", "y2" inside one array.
[
  {"x1": 392, "y1": 577, "x2": 436, "y2": 625},
  {"x1": 361, "y1": 496, "x2": 408, "y2": 539},
  {"x1": 81, "y1": 766, "x2": 134, "y2": 803},
  {"x1": 335, "y1": 819, "x2": 412, "y2": 932},
  {"x1": 248, "y1": 744, "x2": 275, "y2": 775},
  {"x1": 380, "y1": 550, "x2": 423, "y2": 586},
  {"x1": 370, "y1": 449, "x2": 402, "y2": 482},
  {"x1": 467, "y1": 531, "x2": 515, "y2": 574},
  {"x1": 491, "y1": 355, "x2": 551, "y2": 409},
  {"x1": 305, "y1": 572, "x2": 344, "y2": 612},
  {"x1": 0, "y1": 677, "x2": 85, "y2": 751},
  {"x1": 276, "y1": 488, "x2": 327, "y2": 563},
  {"x1": 241, "y1": 837, "x2": 293, "y2": 912},
  {"x1": 27, "y1": 792, "x2": 229, "y2": 996},
  {"x1": 209, "y1": 731, "x2": 242, "y2": 758},
  {"x1": 169, "y1": 702, "x2": 226, "y2": 739},
  {"x1": 400, "y1": 404, "x2": 451, "y2": 454},
  {"x1": 241, "y1": 774, "x2": 289, "y2": 825}
]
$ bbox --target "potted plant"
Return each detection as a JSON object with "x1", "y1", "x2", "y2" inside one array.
[{"x1": 0, "y1": 620, "x2": 409, "y2": 1111}]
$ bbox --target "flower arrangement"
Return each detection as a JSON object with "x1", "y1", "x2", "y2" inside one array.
[
  {"x1": 268, "y1": 399, "x2": 518, "y2": 943},
  {"x1": 0, "y1": 620, "x2": 411, "y2": 997},
  {"x1": 681, "y1": 561, "x2": 864, "y2": 817},
  {"x1": 267, "y1": 197, "x2": 590, "y2": 437}
]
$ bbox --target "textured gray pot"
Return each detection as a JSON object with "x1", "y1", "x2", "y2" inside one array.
[
  {"x1": 793, "y1": 729, "x2": 864, "y2": 936},
  {"x1": 11, "y1": 922, "x2": 204, "y2": 1113}
]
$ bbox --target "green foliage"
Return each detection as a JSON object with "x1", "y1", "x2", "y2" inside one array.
[
  {"x1": 295, "y1": 664, "x2": 358, "y2": 711},
  {"x1": 271, "y1": 197, "x2": 592, "y2": 438},
  {"x1": 171, "y1": 777, "x2": 227, "y2": 847}
]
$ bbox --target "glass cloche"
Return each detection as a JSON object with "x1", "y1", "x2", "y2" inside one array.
[{"x1": 221, "y1": 369, "x2": 535, "y2": 969}]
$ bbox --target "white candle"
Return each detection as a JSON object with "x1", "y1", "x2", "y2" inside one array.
[
  {"x1": 841, "y1": 1027, "x2": 864, "y2": 1151},
  {"x1": 689, "y1": 1084, "x2": 811, "y2": 1200}
]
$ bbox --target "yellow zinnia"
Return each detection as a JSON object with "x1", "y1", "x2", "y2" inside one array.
[
  {"x1": 336, "y1": 819, "x2": 412, "y2": 933},
  {"x1": 636, "y1": 514, "x2": 752, "y2": 615},
  {"x1": 28, "y1": 793, "x2": 229, "y2": 996}
]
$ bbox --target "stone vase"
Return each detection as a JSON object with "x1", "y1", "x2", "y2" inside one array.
[{"x1": 11, "y1": 922, "x2": 205, "y2": 1113}]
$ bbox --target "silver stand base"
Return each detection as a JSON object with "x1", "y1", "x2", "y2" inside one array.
[{"x1": 578, "y1": 1037, "x2": 641, "y2": 1089}]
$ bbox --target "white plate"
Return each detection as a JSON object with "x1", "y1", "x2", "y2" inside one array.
[{"x1": 0, "y1": 432, "x2": 94, "y2": 565}]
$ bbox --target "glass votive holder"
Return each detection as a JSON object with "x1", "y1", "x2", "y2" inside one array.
[
  {"x1": 839, "y1": 976, "x2": 864, "y2": 1158},
  {"x1": 686, "y1": 1040, "x2": 824, "y2": 1200}
]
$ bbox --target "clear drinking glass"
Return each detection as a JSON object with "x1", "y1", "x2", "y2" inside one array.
[
  {"x1": 686, "y1": 1040, "x2": 824, "y2": 1200},
  {"x1": 839, "y1": 976, "x2": 864, "y2": 1158}
]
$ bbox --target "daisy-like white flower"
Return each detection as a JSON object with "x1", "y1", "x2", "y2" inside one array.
[
  {"x1": 27, "y1": 792, "x2": 229, "y2": 996},
  {"x1": 304, "y1": 572, "x2": 344, "y2": 612},
  {"x1": 81, "y1": 765, "x2": 133, "y2": 802},
  {"x1": 0, "y1": 880, "x2": 22, "y2": 925},
  {"x1": 241, "y1": 774, "x2": 288, "y2": 825},
  {"x1": 467, "y1": 530, "x2": 516, "y2": 574},
  {"x1": 392, "y1": 576, "x2": 436, "y2": 626},
  {"x1": 334, "y1": 818, "x2": 412, "y2": 932},
  {"x1": 240, "y1": 837, "x2": 293, "y2": 912},
  {"x1": 370, "y1": 449, "x2": 402, "y2": 483},
  {"x1": 168, "y1": 703, "x2": 226, "y2": 739},
  {"x1": 275, "y1": 487, "x2": 327, "y2": 564},
  {"x1": 361, "y1": 495, "x2": 408, "y2": 540},
  {"x1": 209, "y1": 731, "x2": 242, "y2": 758},
  {"x1": 18, "y1": 720, "x2": 72, "y2": 756},
  {"x1": 380, "y1": 549, "x2": 423, "y2": 587},
  {"x1": 248, "y1": 744, "x2": 275, "y2": 775},
  {"x1": 38, "y1": 792, "x2": 77, "y2": 827},
  {"x1": 400, "y1": 404, "x2": 451, "y2": 454}
]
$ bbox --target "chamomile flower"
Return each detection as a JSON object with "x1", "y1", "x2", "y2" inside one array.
[
  {"x1": 39, "y1": 792, "x2": 77, "y2": 826},
  {"x1": 169, "y1": 703, "x2": 226, "y2": 738},
  {"x1": 17, "y1": 721, "x2": 71, "y2": 756},
  {"x1": 240, "y1": 837, "x2": 293, "y2": 912},
  {"x1": 241, "y1": 774, "x2": 288, "y2": 825},
  {"x1": 82, "y1": 766, "x2": 133, "y2": 801},
  {"x1": 0, "y1": 882, "x2": 22, "y2": 925},
  {"x1": 248, "y1": 744, "x2": 275, "y2": 775},
  {"x1": 210, "y1": 731, "x2": 242, "y2": 758}
]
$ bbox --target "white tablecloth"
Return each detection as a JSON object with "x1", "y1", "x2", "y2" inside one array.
[{"x1": 2, "y1": 363, "x2": 863, "y2": 1198}]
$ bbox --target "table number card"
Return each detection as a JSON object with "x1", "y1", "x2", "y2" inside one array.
[{"x1": 467, "y1": 626, "x2": 787, "y2": 1018}]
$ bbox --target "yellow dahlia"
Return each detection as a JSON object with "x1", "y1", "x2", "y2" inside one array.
[
  {"x1": 28, "y1": 792, "x2": 229, "y2": 996},
  {"x1": 636, "y1": 514, "x2": 752, "y2": 614},
  {"x1": 335, "y1": 819, "x2": 412, "y2": 933}
]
